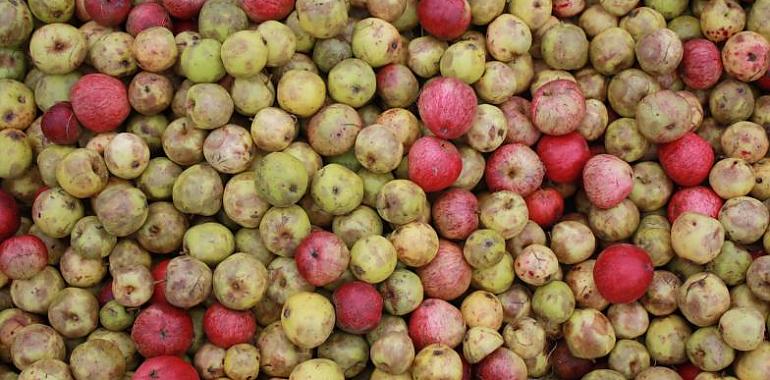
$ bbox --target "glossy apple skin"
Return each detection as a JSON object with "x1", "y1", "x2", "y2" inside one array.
[
  {"x1": 41, "y1": 102, "x2": 82, "y2": 145},
  {"x1": 593, "y1": 244, "x2": 654, "y2": 304}
]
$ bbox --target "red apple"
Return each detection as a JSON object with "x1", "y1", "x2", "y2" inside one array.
[
  {"x1": 84, "y1": 0, "x2": 132, "y2": 26},
  {"x1": 667, "y1": 186, "x2": 724, "y2": 223},
  {"x1": 551, "y1": 342, "x2": 596, "y2": 380},
  {"x1": 416, "y1": 239, "x2": 472, "y2": 301},
  {"x1": 593, "y1": 244, "x2": 654, "y2": 304},
  {"x1": 98, "y1": 279, "x2": 115, "y2": 306},
  {"x1": 70, "y1": 74, "x2": 131, "y2": 133},
  {"x1": 756, "y1": 70, "x2": 770, "y2": 91},
  {"x1": 525, "y1": 188, "x2": 565, "y2": 228},
  {"x1": 132, "y1": 303, "x2": 194, "y2": 357},
  {"x1": 431, "y1": 188, "x2": 478, "y2": 240},
  {"x1": 172, "y1": 18, "x2": 197, "y2": 34},
  {"x1": 417, "y1": 0, "x2": 471, "y2": 40},
  {"x1": 408, "y1": 136, "x2": 463, "y2": 192},
  {"x1": 295, "y1": 230, "x2": 350, "y2": 287},
  {"x1": 677, "y1": 362, "x2": 701, "y2": 380},
  {"x1": 418, "y1": 77, "x2": 477, "y2": 139},
  {"x1": 536, "y1": 132, "x2": 591, "y2": 183},
  {"x1": 332, "y1": 281, "x2": 383, "y2": 334},
  {"x1": 150, "y1": 259, "x2": 170, "y2": 305},
  {"x1": 475, "y1": 348, "x2": 528, "y2": 380},
  {"x1": 485, "y1": 143, "x2": 545, "y2": 197},
  {"x1": 531, "y1": 79, "x2": 586, "y2": 136},
  {"x1": 41, "y1": 102, "x2": 82, "y2": 145},
  {"x1": 126, "y1": 2, "x2": 172, "y2": 36},
  {"x1": 582, "y1": 154, "x2": 633, "y2": 209},
  {"x1": 240, "y1": 0, "x2": 294, "y2": 22},
  {"x1": 0, "y1": 235, "x2": 47, "y2": 280},
  {"x1": 680, "y1": 39, "x2": 723, "y2": 90},
  {"x1": 134, "y1": 355, "x2": 200, "y2": 380},
  {"x1": 161, "y1": 0, "x2": 205, "y2": 19},
  {"x1": 0, "y1": 190, "x2": 20, "y2": 242},
  {"x1": 658, "y1": 132, "x2": 714, "y2": 187},
  {"x1": 203, "y1": 303, "x2": 257, "y2": 348},
  {"x1": 408, "y1": 298, "x2": 465, "y2": 349}
]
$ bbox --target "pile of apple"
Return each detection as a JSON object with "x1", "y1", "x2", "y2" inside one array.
[{"x1": 3, "y1": 0, "x2": 770, "y2": 378}]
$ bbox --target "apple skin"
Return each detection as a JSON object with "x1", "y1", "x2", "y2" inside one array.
[
  {"x1": 667, "y1": 186, "x2": 724, "y2": 223},
  {"x1": 332, "y1": 281, "x2": 383, "y2": 334},
  {"x1": 431, "y1": 188, "x2": 479, "y2": 240},
  {"x1": 408, "y1": 298, "x2": 466, "y2": 349},
  {"x1": 408, "y1": 136, "x2": 463, "y2": 193},
  {"x1": 202, "y1": 303, "x2": 257, "y2": 348},
  {"x1": 133, "y1": 356, "x2": 200, "y2": 380},
  {"x1": 417, "y1": 0, "x2": 471, "y2": 40},
  {"x1": 593, "y1": 243, "x2": 654, "y2": 304},
  {"x1": 680, "y1": 39, "x2": 723, "y2": 90},
  {"x1": 525, "y1": 188, "x2": 565, "y2": 228},
  {"x1": 161, "y1": 0, "x2": 205, "y2": 20},
  {"x1": 485, "y1": 143, "x2": 545, "y2": 197},
  {"x1": 70, "y1": 73, "x2": 131, "y2": 133},
  {"x1": 550, "y1": 342, "x2": 596, "y2": 380},
  {"x1": 131, "y1": 303, "x2": 194, "y2": 357},
  {"x1": 150, "y1": 259, "x2": 171, "y2": 305},
  {"x1": 0, "y1": 189, "x2": 20, "y2": 242},
  {"x1": 416, "y1": 239, "x2": 472, "y2": 301},
  {"x1": 418, "y1": 77, "x2": 477, "y2": 139},
  {"x1": 41, "y1": 102, "x2": 82, "y2": 145},
  {"x1": 474, "y1": 347, "x2": 528, "y2": 380},
  {"x1": 658, "y1": 132, "x2": 714, "y2": 187},
  {"x1": 582, "y1": 154, "x2": 633, "y2": 209},
  {"x1": 536, "y1": 132, "x2": 591, "y2": 184},
  {"x1": 125, "y1": 2, "x2": 172, "y2": 36},
  {"x1": 84, "y1": 0, "x2": 132, "y2": 26},
  {"x1": 241, "y1": 0, "x2": 295, "y2": 22},
  {"x1": 295, "y1": 230, "x2": 350, "y2": 287},
  {"x1": 0, "y1": 234, "x2": 48, "y2": 280}
]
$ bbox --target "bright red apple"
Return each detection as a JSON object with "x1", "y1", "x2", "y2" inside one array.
[
  {"x1": 295, "y1": 230, "x2": 350, "y2": 287},
  {"x1": 70, "y1": 74, "x2": 131, "y2": 133},
  {"x1": 332, "y1": 281, "x2": 383, "y2": 334},
  {"x1": 408, "y1": 136, "x2": 463, "y2": 192},
  {"x1": 418, "y1": 77, "x2": 477, "y2": 139},
  {"x1": 417, "y1": 0, "x2": 471, "y2": 40},
  {"x1": 202, "y1": 303, "x2": 257, "y2": 348},
  {"x1": 132, "y1": 303, "x2": 194, "y2": 357},
  {"x1": 593, "y1": 244, "x2": 654, "y2": 304}
]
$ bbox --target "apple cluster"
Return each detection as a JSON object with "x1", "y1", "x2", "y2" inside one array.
[{"x1": 3, "y1": 0, "x2": 770, "y2": 379}]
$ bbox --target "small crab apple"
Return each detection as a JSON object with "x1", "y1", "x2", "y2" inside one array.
[
  {"x1": 295, "y1": 230, "x2": 350, "y2": 287},
  {"x1": 203, "y1": 303, "x2": 257, "y2": 348},
  {"x1": 418, "y1": 77, "x2": 477, "y2": 139},
  {"x1": 658, "y1": 132, "x2": 714, "y2": 187},
  {"x1": 131, "y1": 303, "x2": 194, "y2": 357},
  {"x1": 70, "y1": 74, "x2": 130, "y2": 133},
  {"x1": 526, "y1": 188, "x2": 565, "y2": 228},
  {"x1": 134, "y1": 356, "x2": 200, "y2": 380},
  {"x1": 536, "y1": 132, "x2": 591, "y2": 184},
  {"x1": 41, "y1": 102, "x2": 81, "y2": 145},
  {"x1": 408, "y1": 136, "x2": 463, "y2": 192},
  {"x1": 667, "y1": 186, "x2": 724, "y2": 223},
  {"x1": 417, "y1": 0, "x2": 471, "y2": 40},
  {"x1": 333, "y1": 281, "x2": 383, "y2": 334},
  {"x1": 84, "y1": 0, "x2": 131, "y2": 26},
  {"x1": 0, "y1": 190, "x2": 20, "y2": 241},
  {"x1": 594, "y1": 244, "x2": 654, "y2": 304}
]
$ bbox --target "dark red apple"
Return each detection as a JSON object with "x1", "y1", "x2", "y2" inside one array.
[
  {"x1": 756, "y1": 70, "x2": 770, "y2": 91},
  {"x1": 134, "y1": 355, "x2": 200, "y2": 380},
  {"x1": 161, "y1": 0, "x2": 205, "y2": 19},
  {"x1": 680, "y1": 39, "x2": 723, "y2": 90},
  {"x1": 417, "y1": 0, "x2": 471, "y2": 40},
  {"x1": 295, "y1": 230, "x2": 350, "y2": 287},
  {"x1": 172, "y1": 18, "x2": 197, "y2": 34},
  {"x1": 240, "y1": 0, "x2": 294, "y2": 22},
  {"x1": 150, "y1": 259, "x2": 170, "y2": 305},
  {"x1": 551, "y1": 342, "x2": 595, "y2": 380},
  {"x1": 84, "y1": 0, "x2": 132, "y2": 26},
  {"x1": 474, "y1": 348, "x2": 528, "y2": 380},
  {"x1": 408, "y1": 298, "x2": 465, "y2": 349},
  {"x1": 658, "y1": 132, "x2": 714, "y2": 187},
  {"x1": 98, "y1": 279, "x2": 115, "y2": 306},
  {"x1": 126, "y1": 2, "x2": 172, "y2": 36},
  {"x1": 0, "y1": 235, "x2": 48, "y2": 280},
  {"x1": 70, "y1": 74, "x2": 131, "y2": 133},
  {"x1": 593, "y1": 244, "x2": 654, "y2": 304},
  {"x1": 0, "y1": 190, "x2": 20, "y2": 242},
  {"x1": 536, "y1": 132, "x2": 591, "y2": 183},
  {"x1": 41, "y1": 102, "x2": 82, "y2": 145},
  {"x1": 525, "y1": 188, "x2": 564, "y2": 228},
  {"x1": 408, "y1": 136, "x2": 463, "y2": 192},
  {"x1": 485, "y1": 143, "x2": 545, "y2": 197},
  {"x1": 202, "y1": 303, "x2": 257, "y2": 348},
  {"x1": 132, "y1": 303, "x2": 194, "y2": 357},
  {"x1": 431, "y1": 188, "x2": 478, "y2": 240},
  {"x1": 332, "y1": 281, "x2": 383, "y2": 334},
  {"x1": 677, "y1": 362, "x2": 701, "y2": 380},
  {"x1": 418, "y1": 77, "x2": 477, "y2": 139},
  {"x1": 667, "y1": 186, "x2": 724, "y2": 223},
  {"x1": 416, "y1": 239, "x2": 472, "y2": 301}
]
